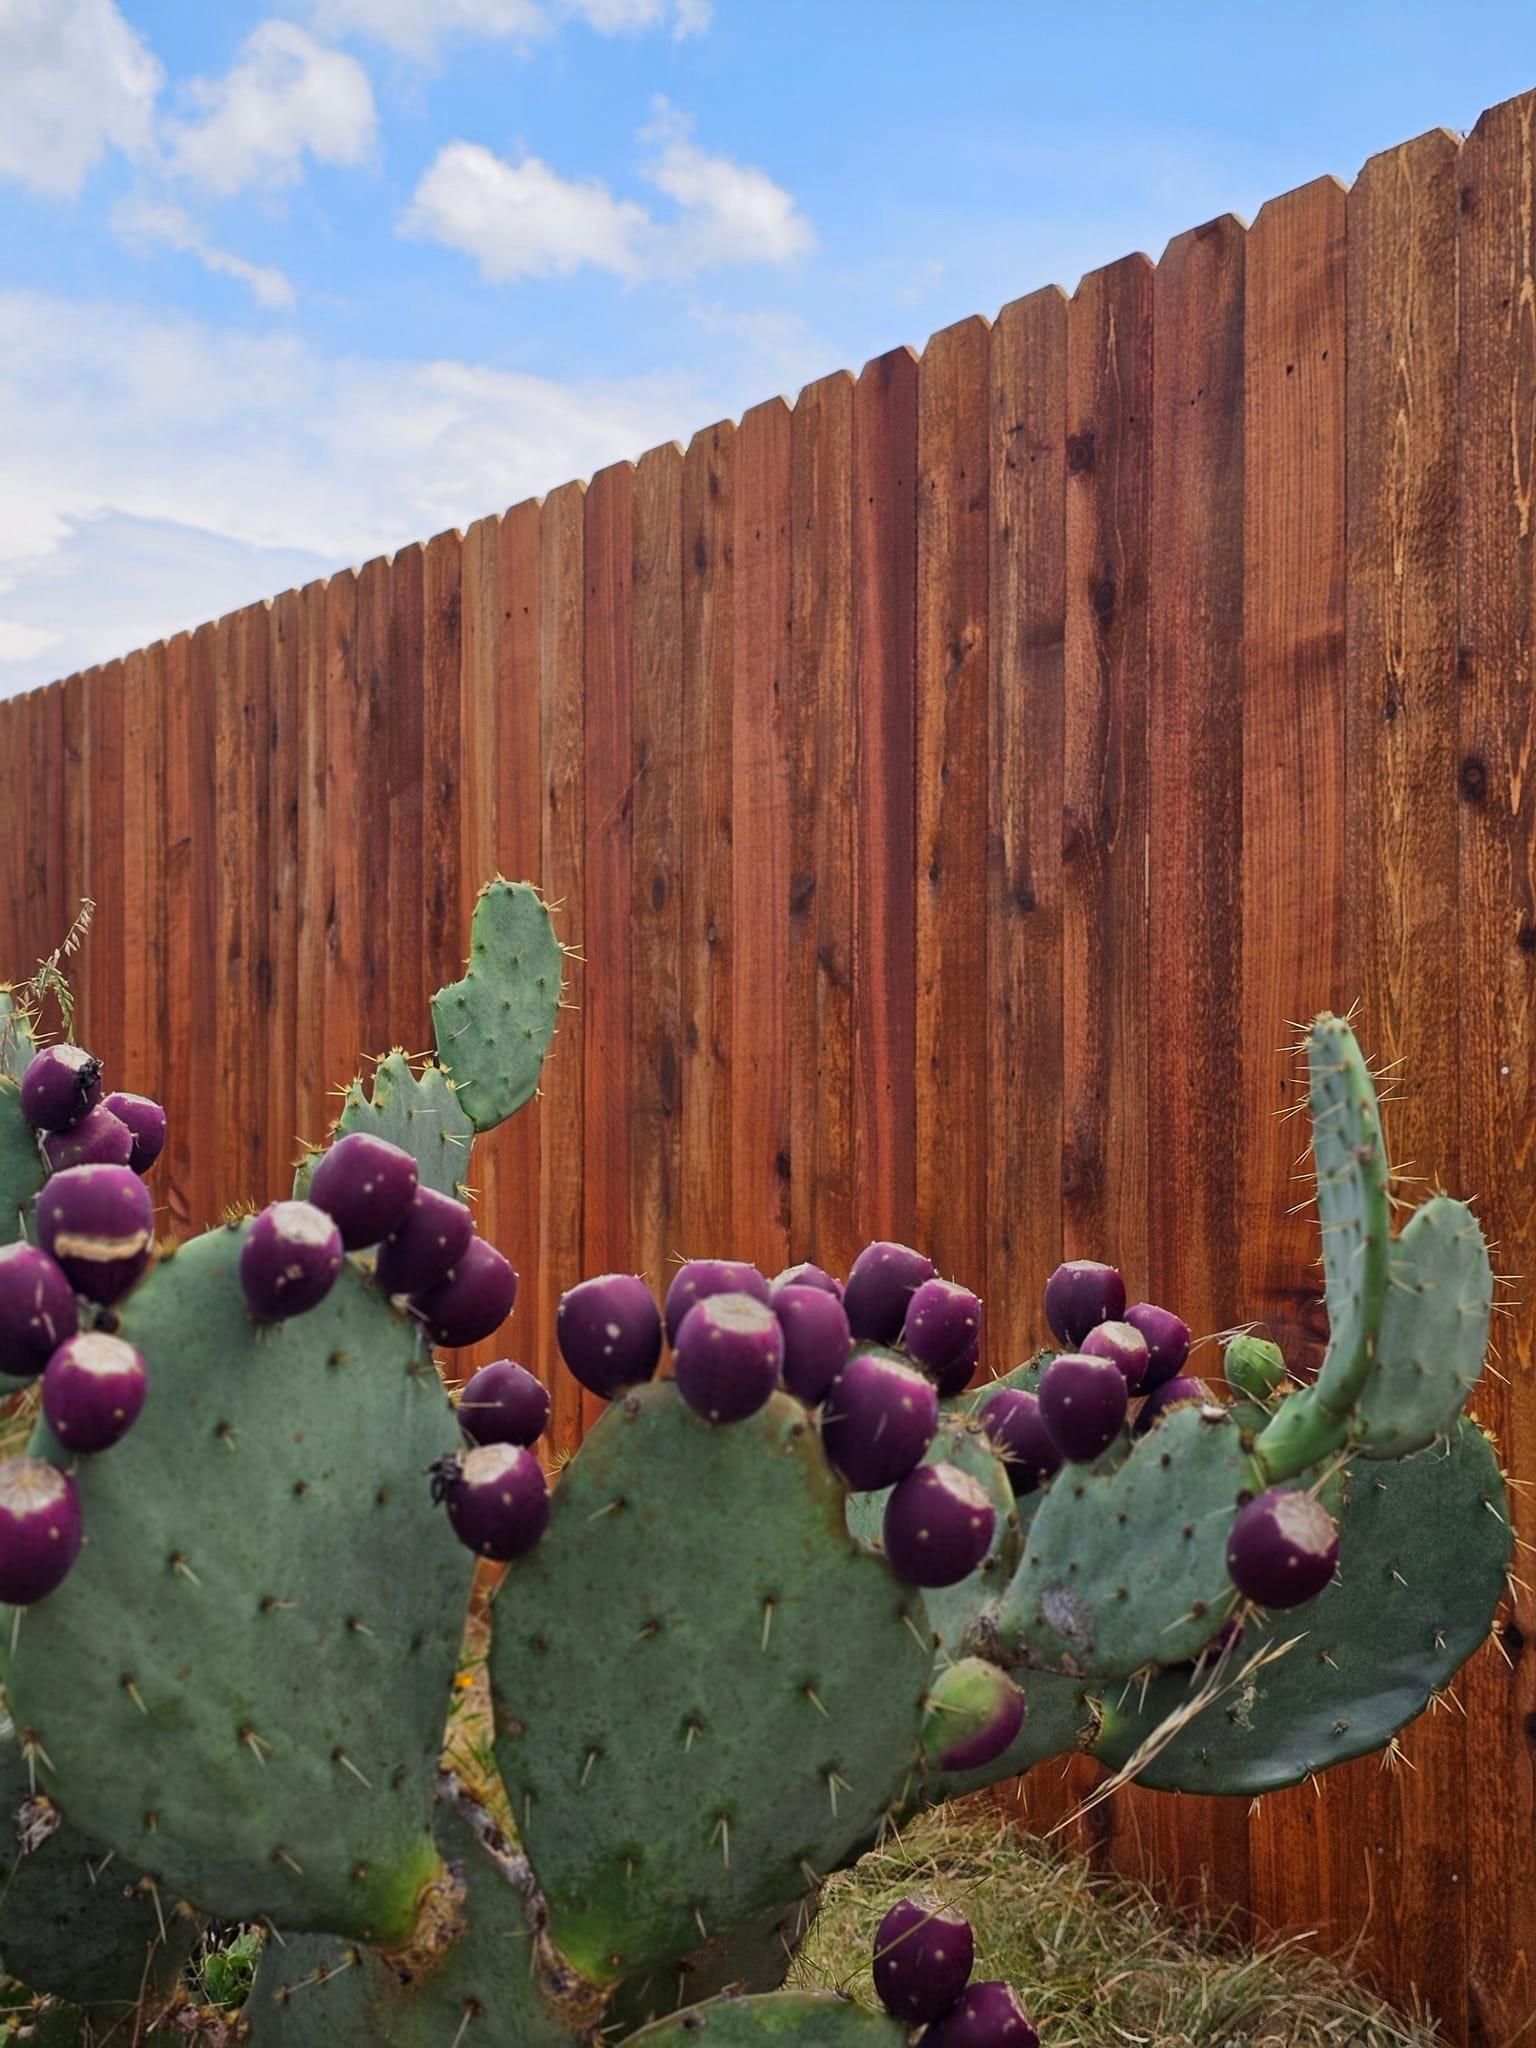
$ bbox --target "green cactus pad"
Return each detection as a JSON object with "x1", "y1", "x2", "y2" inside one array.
[
  {"x1": 0, "y1": 1719, "x2": 195, "y2": 2009},
  {"x1": 489, "y1": 1383, "x2": 929, "y2": 1989},
  {"x1": 988, "y1": 1403, "x2": 1256, "y2": 1680},
  {"x1": 430, "y1": 879, "x2": 563, "y2": 1134},
  {"x1": 4, "y1": 1225, "x2": 473, "y2": 1942},
  {"x1": 944, "y1": 1353, "x2": 1052, "y2": 1423},
  {"x1": 0, "y1": 1082, "x2": 43, "y2": 1246},
  {"x1": 625, "y1": 1991, "x2": 905, "y2": 2046},
  {"x1": 298, "y1": 1052, "x2": 476, "y2": 1204},
  {"x1": 1355, "y1": 1198, "x2": 1492, "y2": 1460},
  {"x1": 0, "y1": 993, "x2": 36, "y2": 1087},
  {"x1": 602, "y1": 1902, "x2": 810, "y2": 2038},
  {"x1": 245, "y1": 1782, "x2": 603, "y2": 2048},
  {"x1": 1091, "y1": 1419, "x2": 1509, "y2": 1794}
]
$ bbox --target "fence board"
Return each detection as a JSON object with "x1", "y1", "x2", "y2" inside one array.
[{"x1": 266, "y1": 598, "x2": 301, "y2": 1190}]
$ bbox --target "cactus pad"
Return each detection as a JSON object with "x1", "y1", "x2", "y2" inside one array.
[
  {"x1": 431, "y1": 879, "x2": 563, "y2": 1133},
  {"x1": 300, "y1": 1053, "x2": 476, "y2": 1204},
  {"x1": 489, "y1": 1383, "x2": 929, "y2": 1988},
  {"x1": 4, "y1": 1224, "x2": 473, "y2": 1941},
  {"x1": 0, "y1": 1083, "x2": 43, "y2": 1245},
  {"x1": 1092, "y1": 1419, "x2": 1509, "y2": 1793},
  {"x1": 0, "y1": 993, "x2": 36, "y2": 1087},
  {"x1": 988, "y1": 1404, "x2": 1255, "y2": 1679},
  {"x1": 1356, "y1": 1198, "x2": 1492, "y2": 1460},
  {"x1": 625, "y1": 1992, "x2": 905, "y2": 2046}
]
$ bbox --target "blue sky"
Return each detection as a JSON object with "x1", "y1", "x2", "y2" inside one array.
[{"x1": 1, "y1": 0, "x2": 1531, "y2": 697}]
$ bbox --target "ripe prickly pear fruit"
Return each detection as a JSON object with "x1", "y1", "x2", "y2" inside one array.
[
  {"x1": 674, "y1": 1292, "x2": 784, "y2": 1423},
  {"x1": 903, "y1": 1277, "x2": 982, "y2": 1392},
  {"x1": 773, "y1": 1282, "x2": 850, "y2": 1405},
  {"x1": 977, "y1": 1386, "x2": 1061, "y2": 1495},
  {"x1": 923, "y1": 1659, "x2": 1027, "y2": 1775},
  {"x1": 1124, "y1": 1300, "x2": 1191, "y2": 1389},
  {"x1": 239, "y1": 1200, "x2": 344, "y2": 1322},
  {"x1": 0, "y1": 1243, "x2": 77, "y2": 1380},
  {"x1": 1226, "y1": 1487, "x2": 1340, "y2": 1609},
  {"x1": 100, "y1": 1092, "x2": 166, "y2": 1176},
  {"x1": 40, "y1": 1105, "x2": 133, "y2": 1174},
  {"x1": 882, "y1": 1462, "x2": 996, "y2": 1587},
  {"x1": 36, "y1": 1165, "x2": 154, "y2": 1306},
  {"x1": 1038, "y1": 1352, "x2": 1128, "y2": 1462},
  {"x1": 1080, "y1": 1317, "x2": 1151, "y2": 1392},
  {"x1": 663, "y1": 1259, "x2": 770, "y2": 1346},
  {"x1": 820, "y1": 1349, "x2": 938, "y2": 1490},
  {"x1": 0, "y1": 1457, "x2": 82, "y2": 1604},
  {"x1": 1043, "y1": 1258, "x2": 1125, "y2": 1346},
  {"x1": 873, "y1": 1894, "x2": 975, "y2": 2025},
  {"x1": 1134, "y1": 1374, "x2": 1210, "y2": 1433},
  {"x1": 1224, "y1": 1333, "x2": 1287, "y2": 1401},
  {"x1": 374, "y1": 1187, "x2": 474, "y2": 1296},
  {"x1": 307, "y1": 1131, "x2": 419, "y2": 1251},
  {"x1": 412, "y1": 1237, "x2": 517, "y2": 1348},
  {"x1": 557, "y1": 1273, "x2": 663, "y2": 1398},
  {"x1": 19, "y1": 1044, "x2": 101, "y2": 1133},
  {"x1": 41, "y1": 1332, "x2": 148, "y2": 1454},
  {"x1": 456, "y1": 1359, "x2": 549, "y2": 1447},
  {"x1": 924, "y1": 1980, "x2": 1040, "y2": 2047},
  {"x1": 770, "y1": 1260, "x2": 843, "y2": 1302},
  {"x1": 843, "y1": 1240, "x2": 936, "y2": 1344},
  {"x1": 433, "y1": 1442, "x2": 549, "y2": 1561}
]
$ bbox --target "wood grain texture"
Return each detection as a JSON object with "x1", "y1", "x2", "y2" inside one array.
[
  {"x1": 356, "y1": 555, "x2": 394, "y2": 1059},
  {"x1": 266, "y1": 596, "x2": 301, "y2": 1189},
  {"x1": 423, "y1": 531, "x2": 464, "y2": 1003},
  {"x1": 388, "y1": 545, "x2": 427, "y2": 1053}
]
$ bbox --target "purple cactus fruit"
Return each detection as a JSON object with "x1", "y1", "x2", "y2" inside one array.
[
  {"x1": 412, "y1": 1237, "x2": 518, "y2": 1348},
  {"x1": 557, "y1": 1273, "x2": 663, "y2": 1398},
  {"x1": 35, "y1": 1165, "x2": 155, "y2": 1306},
  {"x1": 820, "y1": 1350, "x2": 938, "y2": 1491},
  {"x1": 773, "y1": 1283, "x2": 851, "y2": 1405},
  {"x1": 100, "y1": 1093, "x2": 167, "y2": 1177},
  {"x1": 663, "y1": 1259, "x2": 770, "y2": 1346},
  {"x1": 1038, "y1": 1352, "x2": 1128, "y2": 1463},
  {"x1": 903, "y1": 1277, "x2": 982, "y2": 1388},
  {"x1": 1226, "y1": 1487, "x2": 1340, "y2": 1610},
  {"x1": 843, "y1": 1241, "x2": 936, "y2": 1345},
  {"x1": 19, "y1": 1044, "x2": 101, "y2": 1134},
  {"x1": 872, "y1": 1894, "x2": 975, "y2": 2025},
  {"x1": 978, "y1": 1387, "x2": 1062, "y2": 1496},
  {"x1": 40, "y1": 1104, "x2": 133, "y2": 1174},
  {"x1": 883, "y1": 1462, "x2": 996, "y2": 1588},
  {"x1": 456, "y1": 1359, "x2": 550, "y2": 1447},
  {"x1": 924, "y1": 1981, "x2": 1040, "y2": 2047},
  {"x1": 1043, "y1": 1258, "x2": 1125, "y2": 1346},
  {"x1": 433, "y1": 1442, "x2": 549, "y2": 1561},
  {"x1": 674, "y1": 1292, "x2": 784, "y2": 1424},
  {"x1": 769, "y1": 1261, "x2": 844, "y2": 1303},
  {"x1": 374, "y1": 1188, "x2": 475, "y2": 1297},
  {"x1": 307, "y1": 1132, "x2": 419, "y2": 1251},
  {"x1": 925, "y1": 1660, "x2": 1027, "y2": 1775},
  {"x1": 0, "y1": 1458, "x2": 82, "y2": 1605},
  {"x1": 1080, "y1": 1317, "x2": 1151, "y2": 1393},
  {"x1": 41, "y1": 1332, "x2": 148, "y2": 1454},
  {"x1": 239, "y1": 1200, "x2": 344, "y2": 1322},
  {"x1": 1134, "y1": 1375, "x2": 1211, "y2": 1434},
  {"x1": 923, "y1": 1331, "x2": 980, "y2": 1400},
  {"x1": 0, "y1": 1244, "x2": 78, "y2": 1381},
  {"x1": 1124, "y1": 1300, "x2": 1192, "y2": 1390}
]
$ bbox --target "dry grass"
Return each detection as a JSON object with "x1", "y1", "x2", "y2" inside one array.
[{"x1": 793, "y1": 1804, "x2": 1446, "y2": 2048}]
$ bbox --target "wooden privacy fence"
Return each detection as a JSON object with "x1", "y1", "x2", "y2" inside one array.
[{"x1": 3, "y1": 84, "x2": 1536, "y2": 2046}]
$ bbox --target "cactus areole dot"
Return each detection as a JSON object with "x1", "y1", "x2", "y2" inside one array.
[
  {"x1": 557, "y1": 1273, "x2": 663, "y2": 1398},
  {"x1": 1043, "y1": 1259, "x2": 1126, "y2": 1347},
  {"x1": 882, "y1": 1461, "x2": 996, "y2": 1587},
  {"x1": 1226, "y1": 1486, "x2": 1341, "y2": 1609},
  {"x1": 434, "y1": 1442, "x2": 549, "y2": 1561},
  {"x1": 843, "y1": 1240, "x2": 937, "y2": 1344},
  {"x1": 457, "y1": 1359, "x2": 550, "y2": 1447},
  {"x1": 35, "y1": 1165, "x2": 155, "y2": 1306},
  {"x1": 100, "y1": 1092, "x2": 167, "y2": 1177},
  {"x1": 0, "y1": 1242, "x2": 78, "y2": 1381},
  {"x1": 41, "y1": 1331, "x2": 148, "y2": 1454},
  {"x1": 820, "y1": 1349, "x2": 939, "y2": 1490},
  {"x1": 239, "y1": 1201, "x2": 344, "y2": 1322},
  {"x1": 20, "y1": 1044, "x2": 101, "y2": 1134},
  {"x1": 673, "y1": 1291, "x2": 785, "y2": 1422},
  {"x1": 872, "y1": 1894, "x2": 976, "y2": 2024},
  {"x1": 307, "y1": 1131, "x2": 419, "y2": 1251},
  {"x1": 0, "y1": 1457, "x2": 82, "y2": 1605}
]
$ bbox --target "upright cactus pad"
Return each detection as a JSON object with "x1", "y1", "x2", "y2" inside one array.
[
  {"x1": 0, "y1": 992, "x2": 36, "y2": 1087},
  {"x1": 0, "y1": 1082, "x2": 43, "y2": 1245},
  {"x1": 431, "y1": 879, "x2": 564, "y2": 1133},
  {"x1": 489, "y1": 1384, "x2": 930, "y2": 1992},
  {"x1": 1093, "y1": 1419, "x2": 1509, "y2": 1793},
  {"x1": 626, "y1": 1992, "x2": 906, "y2": 2045},
  {"x1": 300, "y1": 1053, "x2": 476, "y2": 1203},
  {"x1": 1355, "y1": 1197, "x2": 1492, "y2": 1460},
  {"x1": 4, "y1": 1224, "x2": 473, "y2": 1941}
]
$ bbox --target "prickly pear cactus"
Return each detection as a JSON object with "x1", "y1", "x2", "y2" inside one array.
[
  {"x1": 0, "y1": 990, "x2": 37, "y2": 1086},
  {"x1": 1354, "y1": 1197, "x2": 1493, "y2": 1460},
  {"x1": 625, "y1": 1992, "x2": 906, "y2": 2045},
  {"x1": 0, "y1": 1079, "x2": 43, "y2": 1244},
  {"x1": 298, "y1": 1052, "x2": 475, "y2": 1203},
  {"x1": 430, "y1": 877, "x2": 564, "y2": 1132}
]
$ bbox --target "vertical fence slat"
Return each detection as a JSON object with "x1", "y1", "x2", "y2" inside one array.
[
  {"x1": 82, "y1": 662, "x2": 124, "y2": 1087},
  {"x1": 631, "y1": 448, "x2": 685, "y2": 1299},
  {"x1": 0, "y1": 696, "x2": 26, "y2": 978},
  {"x1": 916, "y1": 318, "x2": 991, "y2": 1285},
  {"x1": 389, "y1": 546, "x2": 427, "y2": 1050},
  {"x1": 119, "y1": 649, "x2": 157, "y2": 1105},
  {"x1": 424, "y1": 531, "x2": 464, "y2": 1006},
  {"x1": 267, "y1": 594, "x2": 302, "y2": 1189},
  {"x1": 1458, "y1": 89, "x2": 1536, "y2": 2046},
  {"x1": 852, "y1": 349, "x2": 918, "y2": 1248},
  {"x1": 356, "y1": 558, "x2": 394, "y2": 1059}
]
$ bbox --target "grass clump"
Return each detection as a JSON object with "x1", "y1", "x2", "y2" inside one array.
[{"x1": 794, "y1": 1804, "x2": 1445, "y2": 2048}]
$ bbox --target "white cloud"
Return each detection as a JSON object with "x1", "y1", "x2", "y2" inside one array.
[
  {"x1": 166, "y1": 19, "x2": 377, "y2": 198},
  {"x1": 0, "y1": 0, "x2": 162, "y2": 198},
  {"x1": 307, "y1": 0, "x2": 706, "y2": 59},
  {"x1": 404, "y1": 106, "x2": 813, "y2": 285},
  {"x1": 111, "y1": 195, "x2": 297, "y2": 309},
  {"x1": 0, "y1": 621, "x2": 63, "y2": 664}
]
